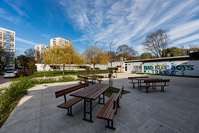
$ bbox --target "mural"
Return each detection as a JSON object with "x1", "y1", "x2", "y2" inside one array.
[{"x1": 143, "y1": 62, "x2": 194, "y2": 75}]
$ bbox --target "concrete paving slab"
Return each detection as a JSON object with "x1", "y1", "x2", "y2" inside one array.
[{"x1": 0, "y1": 118, "x2": 41, "y2": 133}]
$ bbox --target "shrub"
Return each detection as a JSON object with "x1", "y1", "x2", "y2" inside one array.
[
  {"x1": 25, "y1": 69, "x2": 34, "y2": 76},
  {"x1": 85, "y1": 66, "x2": 90, "y2": 70},
  {"x1": 0, "y1": 76, "x2": 75, "y2": 127},
  {"x1": 17, "y1": 71, "x2": 26, "y2": 77},
  {"x1": 107, "y1": 67, "x2": 117, "y2": 73},
  {"x1": 94, "y1": 67, "x2": 100, "y2": 70},
  {"x1": 78, "y1": 70, "x2": 109, "y2": 75}
]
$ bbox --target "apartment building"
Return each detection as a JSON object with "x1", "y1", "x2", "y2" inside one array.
[
  {"x1": 50, "y1": 37, "x2": 71, "y2": 48},
  {"x1": 35, "y1": 44, "x2": 49, "y2": 61},
  {"x1": 0, "y1": 27, "x2": 15, "y2": 69}
]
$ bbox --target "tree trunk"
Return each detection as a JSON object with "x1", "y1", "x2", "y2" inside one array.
[
  {"x1": 63, "y1": 64, "x2": 65, "y2": 75},
  {"x1": 93, "y1": 64, "x2": 95, "y2": 68}
]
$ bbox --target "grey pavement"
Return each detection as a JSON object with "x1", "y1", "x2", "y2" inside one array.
[
  {"x1": 0, "y1": 76, "x2": 13, "y2": 88},
  {"x1": 0, "y1": 73, "x2": 199, "y2": 133}
]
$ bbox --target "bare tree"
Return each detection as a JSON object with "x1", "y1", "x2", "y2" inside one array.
[
  {"x1": 142, "y1": 29, "x2": 169, "y2": 57},
  {"x1": 116, "y1": 44, "x2": 138, "y2": 60},
  {"x1": 189, "y1": 44, "x2": 199, "y2": 49},
  {"x1": 108, "y1": 41, "x2": 116, "y2": 67}
]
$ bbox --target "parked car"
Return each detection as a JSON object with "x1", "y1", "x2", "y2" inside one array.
[{"x1": 4, "y1": 70, "x2": 17, "y2": 78}]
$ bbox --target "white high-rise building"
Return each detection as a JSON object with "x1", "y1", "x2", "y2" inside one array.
[
  {"x1": 50, "y1": 37, "x2": 71, "y2": 48},
  {"x1": 35, "y1": 44, "x2": 49, "y2": 61},
  {"x1": 0, "y1": 27, "x2": 15, "y2": 69}
]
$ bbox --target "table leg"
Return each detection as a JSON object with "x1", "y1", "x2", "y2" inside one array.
[
  {"x1": 83, "y1": 98, "x2": 93, "y2": 122},
  {"x1": 138, "y1": 80, "x2": 141, "y2": 90},
  {"x1": 98, "y1": 92, "x2": 105, "y2": 104}
]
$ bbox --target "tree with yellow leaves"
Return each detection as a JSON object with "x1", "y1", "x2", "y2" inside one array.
[
  {"x1": 84, "y1": 43, "x2": 109, "y2": 68},
  {"x1": 43, "y1": 43, "x2": 84, "y2": 75}
]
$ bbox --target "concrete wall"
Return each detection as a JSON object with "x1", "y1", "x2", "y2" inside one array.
[
  {"x1": 141, "y1": 60, "x2": 199, "y2": 76},
  {"x1": 36, "y1": 60, "x2": 199, "y2": 76},
  {"x1": 124, "y1": 62, "x2": 143, "y2": 73},
  {"x1": 36, "y1": 61, "x2": 125, "y2": 72}
]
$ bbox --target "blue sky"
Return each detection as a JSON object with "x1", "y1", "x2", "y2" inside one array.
[{"x1": 0, "y1": 0, "x2": 199, "y2": 55}]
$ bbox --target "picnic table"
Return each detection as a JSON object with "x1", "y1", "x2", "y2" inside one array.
[
  {"x1": 77, "y1": 75, "x2": 90, "y2": 83},
  {"x1": 128, "y1": 76, "x2": 149, "y2": 88},
  {"x1": 134, "y1": 78, "x2": 162, "y2": 90},
  {"x1": 70, "y1": 83, "x2": 110, "y2": 122},
  {"x1": 78, "y1": 74, "x2": 104, "y2": 84}
]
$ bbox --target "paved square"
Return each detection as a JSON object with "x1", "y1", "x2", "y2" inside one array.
[{"x1": 1, "y1": 73, "x2": 199, "y2": 133}]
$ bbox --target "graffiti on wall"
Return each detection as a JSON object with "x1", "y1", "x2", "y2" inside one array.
[{"x1": 143, "y1": 63, "x2": 194, "y2": 75}]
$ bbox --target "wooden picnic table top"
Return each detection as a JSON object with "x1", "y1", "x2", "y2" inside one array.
[
  {"x1": 128, "y1": 76, "x2": 149, "y2": 79},
  {"x1": 134, "y1": 78, "x2": 162, "y2": 81},
  {"x1": 92, "y1": 74, "x2": 104, "y2": 78},
  {"x1": 70, "y1": 84, "x2": 110, "y2": 100},
  {"x1": 78, "y1": 74, "x2": 104, "y2": 78},
  {"x1": 77, "y1": 75, "x2": 91, "y2": 78}
]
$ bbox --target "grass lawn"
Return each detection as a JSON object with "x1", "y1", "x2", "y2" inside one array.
[
  {"x1": 0, "y1": 88, "x2": 4, "y2": 92},
  {"x1": 105, "y1": 86, "x2": 130, "y2": 97}
]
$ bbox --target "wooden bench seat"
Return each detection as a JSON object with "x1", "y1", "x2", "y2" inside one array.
[
  {"x1": 58, "y1": 97, "x2": 83, "y2": 109},
  {"x1": 97, "y1": 86, "x2": 124, "y2": 130},
  {"x1": 55, "y1": 83, "x2": 89, "y2": 116}
]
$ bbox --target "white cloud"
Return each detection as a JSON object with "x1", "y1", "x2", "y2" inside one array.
[
  {"x1": 169, "y1": 20, "x2": 199, "y2": 41},
  {"x1": 161, "y1": 1, "x2": 170, "y2": 8},
  {"x1": 169, "y1": 34, "x2": 199, "y2": 47},
  {"x1": 59, "y1": 0, "x2": 199, "y2": 50},
  {"x1": 0, "y1": 8, "x2": 22, "y2": 24},
  {"x1": 72, "y1": 38, "x2": 88, "y2": 42},
  {"x1": 42, "y1": 34, "x2": 50, "y2": 39},
  {"x1": 135, "y1": 45, "x2": 146, "y2": 55},
  {"x1": 155, "y1": 0, "x2": 193, "y2": 27},
  {"x1": 4, "y1": 0, "x2": 28, "y2": 17},
  {"x1": 15, "y1": 37, "x2": 38, "y2": 46}
]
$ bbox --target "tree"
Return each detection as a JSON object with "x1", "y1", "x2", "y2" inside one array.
[
  {"x1": 84, "y1": 43, "x2": 109, "y2": 68},
  {"x1": 116, "y1": 44, "x2": 138, "y2": 60},
  {"x1": 24, "y1": 48, "x2": 36, "y2": 69},
  {"x1": 164, "y1": 47, "x2": 181, "y2": 57},
  {"x1": 140, "y1": 53, "x2": 153, "y2": 59},
  {"x1": 43, "y1": 44, "x2": 83, "y2": 74},
  {"x1": 16, "y1": 55, "x2": 29, "y2": 69},
  {"x1": 24, "y1": 48, "x2": 35, "y2": 58},
  {"x1": 108, "y1": 51, "x2": 117, "y2": 63},
  {"x1": 0, "y1": 46, "x2": 13, "y2": 70},
  {"x1": 15, "y1": 49, "x2": 37, "y2": 69},
  {"x1": 189, "y1": 44, "x2": 199, "y2": 49},
  {"x1": 142, "y1": 29, "x2": 169, "y2": 57},
  {"x1": 108, "y1": 41, "x2": 116, "y2": 67}
]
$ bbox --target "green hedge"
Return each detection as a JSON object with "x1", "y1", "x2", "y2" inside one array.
[
  {"x1": 13, "y1": 70, "x2": 79, "y2": 81},
  {"x1": 78, "y1": 70, "x2": 109, "y2": 75},
  {"x1": 0, "y1": 76, "x2": 75, "y2": 127}
]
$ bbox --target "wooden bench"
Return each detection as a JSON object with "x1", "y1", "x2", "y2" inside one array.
[
  {"x1": 55, "y1": 83, "x2": 89, "y2": 116},
  {"x1": 97, "y1": 86, "x2": 124, "y2": 130},
  {"x1": 141, "y1": 79, "x2": 170, "y2": 93}
]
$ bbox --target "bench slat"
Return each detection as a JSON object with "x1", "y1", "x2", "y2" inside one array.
[
  {"x1": 57, "y1": 97, "x2": 82, "y2": 109},
  {"x1": 55, "y1": 83, "x2": 88, "y2": 98},
  {"x1": 97, "y1": 94, "x2": 117, "y2": 119}
]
